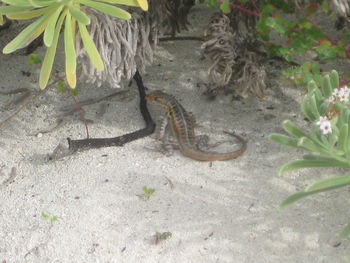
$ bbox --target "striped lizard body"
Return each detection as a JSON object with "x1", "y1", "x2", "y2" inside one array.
[{"x1": 146, "y1": 90, "x2": 247, "y2": 161}]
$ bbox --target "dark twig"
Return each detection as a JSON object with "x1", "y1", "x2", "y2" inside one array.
[{"x1": 67, "y1": 70, "x2": 156, "y2": 151}]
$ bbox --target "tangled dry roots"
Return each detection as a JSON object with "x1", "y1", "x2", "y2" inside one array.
[
  {"x1": 201, "y1": 12, "x2": 266, "y2": 98},
  {"x1": 76, "y1": 0, "x2": 195, "y2": 89},
  {"x1": 76, "y1": 8, "x2": 154, "y2": 88}
]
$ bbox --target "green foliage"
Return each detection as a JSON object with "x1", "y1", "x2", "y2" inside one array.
[
  {"x1": 270, "y1": 70, "x2": 350, "y2": 175},
  {"x1": 153, "y1": 231, "x2": 172, "y2": 244},
  {"x1": 41, "y1": 212, "x2": 59, "y2": 222},
  {"x1": 0, "y1": 0, "x2": 148, "y2": 89},
  {"x1": 270, "y1": 70, "x2": 350, "y2": 238},
  {"x1": 142, "y1": 186, "x2": 155, "y2": 200},
  {"x1": 27, "y1": 53, "x2": 42, "y2": 65},
  {"x1": 283, "y1": 62, "x2": 322, "y2": 87}
]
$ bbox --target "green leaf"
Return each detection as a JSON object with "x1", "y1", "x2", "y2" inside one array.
[
  {"x1": 68, "y1": 4, "x2": 90, "y2": 25},
  {"x1": 64, "y1": 12, "x2": 76, "y2": 74},
  {"x1": 39, "y1": 12, "x2": 66, "y2": 89},
  {"x1": 3, "y1": 11, "x2": 52, "y2": 54},
  {"x1": 1, "y1": 0, "x2": 33, "y2": 7},
  {"x1": 280, "y1": 175, "x2": 350, "y2": 210},
  {"x1": 321, "y1": 75, "x2": 333, "y2": 98},
  {"x1": 269, "y1": 133, "x2": 299, "y2": 148},
  {"x1": 27, "y1": 53, "x2": 42, "y2": 65},
  {"x1": 0, "y1": 6, "x2": 32, "y2": 14},
  {"x1": 6, "y1": 6, "x2": 53, "y2": 20},
  {"x1": 220, "y1": 0, "x2": 231, "y2": 14},
  {"x1": 330, "y1": 70, "x2": 339, "y2": 91},
  {"x1": 340, "y1": 223, "x2": 350, "y2": 239},
  {"x1": 309, "y1": 94, "x2": 320, "y2": 119},
  {"x1": 44, "y1": 5, "x2": 64, "y2": 47},
  {"x1": 95, "y1": 0, "x2": 139, "y2": 6},
  {"x1": 266, "y1": 16, "x2": 286, "y2": 36},
  {"x1": 64, "y1": 12, "x2": 77, "y2": 88},
  {"x1": 278, "y1": 159, "x2": 349, "y2": 176},
  {"x1": 78, "y1": 22, "x2": 104, "y2": 70},
  {"x1": 306, "y1": 175, "x2": 350, "y2": 192},
  {"x1": 338, "y1": 124, "x2": 348, "y2": 152},
  {"x1": 301, "y1": 95, "x2": 316, "y2": 121},
  {"x1": 41, "y1": 213, "x2": 49, "y2": 219},
  {"x1": 297, "y1": 137, "x2": 326, "y2": 154},
  {"x1": 28, "y1": 0, "x2": 58, "y2": 7},
  {"x1": 282, "y1": 120, "x2": 309, "y2": 138},
  {"x1": 78, "y1": 0, "x2": 131, "y2": 19}
]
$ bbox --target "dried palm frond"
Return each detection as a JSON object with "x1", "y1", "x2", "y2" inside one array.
[
  {"x1": 201, "y1": 32, "x2": 237, "y2": 88},
  {"x1": 201, "y1": 12, "x2": 266, "y2": 98},
  {"x1": 235, "y1": 54, "x2": 266, "y2": 98}
]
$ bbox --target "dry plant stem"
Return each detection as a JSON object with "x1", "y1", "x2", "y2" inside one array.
[
  {"x1": 67, "y1": 90, "x2": 90, "y2": 139},
  {"x1": 0, "y1": 78, "x2": 63, "y2": 129},
  {"x1": 0, "y1": 88, "x2": 31, "y2": 109},
  {"x1": 60, "y1": 90, "x2": 129, "y2": 115},
  {"x1": 229, "y1": 2, "x2": 260, "y2": 17},
  {"x1": 67, "y1": 71, "x2": 155, "y2": 152}
]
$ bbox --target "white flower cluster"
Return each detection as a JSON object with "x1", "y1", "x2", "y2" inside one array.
[
  {"x1": 328, "y1": 86, "x2": 350, "y2": 103},
  {"x1": 316, "y1": 116, "x2": 332, "y2": 135}
]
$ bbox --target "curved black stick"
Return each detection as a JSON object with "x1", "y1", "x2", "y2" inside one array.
[{"x1": 67, "y1": 70, "x2": 155, "y2": 151}]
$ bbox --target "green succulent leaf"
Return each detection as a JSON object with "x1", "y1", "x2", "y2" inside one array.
[
  {"x1": 309, "y1": 94, "x2": 320, "y2": 120},
  {"x1": 28, "y1": 0, "x2": 58, "y2": 7},
  {"x1": 220, "y1": 0, "x2": 231, "y2": 14},
  {"x1": 96, "y1": 0, "x2": 139, "y2": 6},
  {"x1": 297, "y1": 137, "x2": 327, "y2": 154},
  {"x1": 1, "y1": 0, "x2": 34, "y2": 7},
  {"x1": 39, "y1": 12, "x2": 66, "y2": 89},
  {"x1": 78, "y1": 22, "x2": 104, "y2": 70},
  {"x1": 338, "y1": 124, "x2": 348, "y2": 152},
  {"x1": 278, "y1": 159, "x2": 349, "y2": 176},
  {"x1": 6, "y1": 6, "x2": 53, "y2": 20},
  {"x1": 282, "y1": 120, "x2": 309, "y2": 138},
  {"x1": 0, "y1": 5, "x2": 32, "y2": 14},
  {"x1": 3, "y1": 11, "x2": 53, "y2": 54},
  {"x1": 329, "y1": 70, "x2": 339, "y2": 91},
  {"x1": 321, "y1": 75, "x2": 333, "y2": 98},
  {"x1": 301, "y1": 95, "x2": 316, "y2": 121},
  {"x1": 305, "y1": 175, "x2": 350, "y2": 192},
  {"x1": 77, "y1": 0, "x2": 131, "y2": 19},
  {"x1": 268, "y1": 133, "x2": 299, "y2": 148},
  {"x1": 44, "y1": 5, "x2": 64, "y2": 47},
  {"x1": 64, "y1": 12, "x2": 77, "y2": 88},
  {"x1": 280, "y1": 175, "x2": 350, "y2": 210},
  {"x1": 68, "y1": 4, "x2": 90, "y2": 25},
  {"x1": 340, "y1": 223, "x2": 350, "y2": 239}
]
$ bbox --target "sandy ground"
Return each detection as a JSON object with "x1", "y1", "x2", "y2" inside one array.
[{"x1": 1, "y1": 5, "x2": 350, "y2": 263}]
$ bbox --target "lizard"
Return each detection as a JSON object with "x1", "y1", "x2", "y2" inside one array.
[{"x1": 145, "y1": 90, "x2": 247, "y2": 161}]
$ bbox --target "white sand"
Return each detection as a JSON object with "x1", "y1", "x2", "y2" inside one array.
[{"x1": 0, "y1": 5, "x2": 349, "y2": 263}]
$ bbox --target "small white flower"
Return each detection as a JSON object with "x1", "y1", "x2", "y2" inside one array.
[
  {"x1": 316, "y1": 116, "x2": 328, "y2": 126},
  {"x1": 338, "y1": 86, "x2": 350, "y2": 102},
  {"x1": 316, "y1": 116, "x2": 332, "y2": 135},
  {"x1": 327, "y1": 95, "x2": 337, "y2": 104}
]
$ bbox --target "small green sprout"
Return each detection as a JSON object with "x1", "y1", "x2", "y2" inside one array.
[
  {"x1": 27, "y1": 53, "x2": 42, "y2": 65},
  {"x1": 142, "y1": 186, "x2": 155, "y2": 200},
  {"x1": 153, "y1": 231, "x2": 172, "y2": 245},
  {"x1": 41, "y1": 213, "x2": 59, "y2": 222}
]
